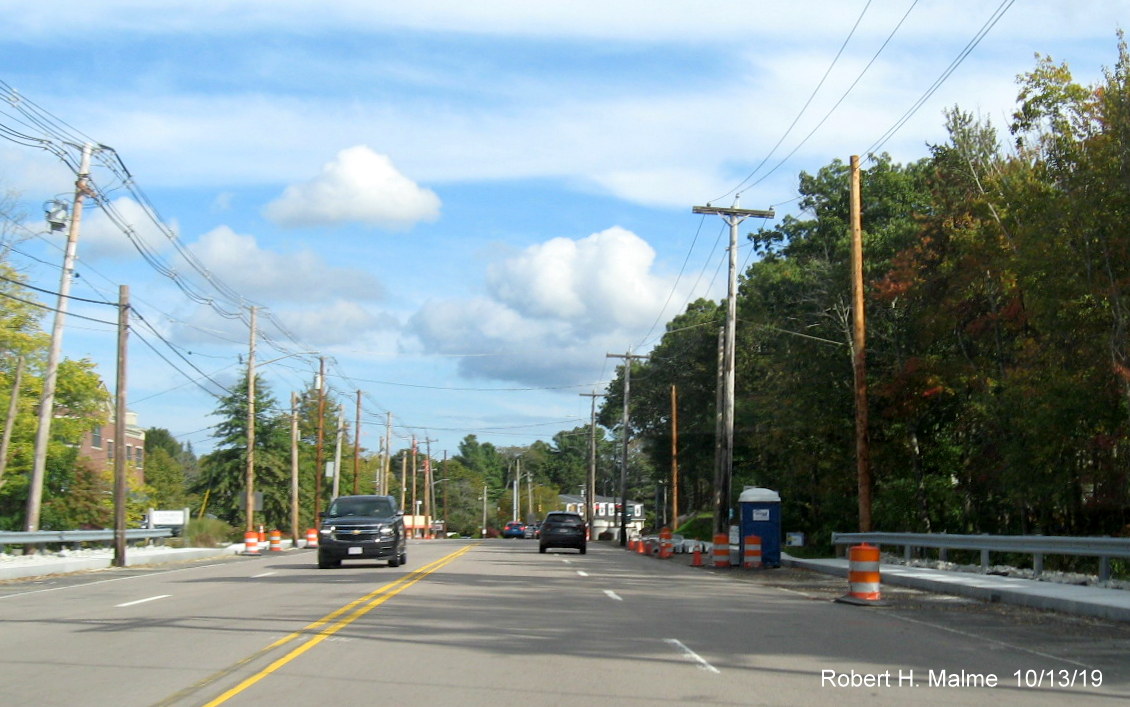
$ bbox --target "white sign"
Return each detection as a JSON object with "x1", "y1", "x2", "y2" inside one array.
[
  {"x1": 150, "y1": 510, "x2": 186, "y2": 526},
  {"x1": 751, "y1": 509, "x2": 771, "y2": 522}
]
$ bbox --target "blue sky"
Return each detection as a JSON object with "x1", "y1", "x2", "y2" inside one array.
[{"x1": 2, "y1": 1, "x2": 1126, "y2": 458}]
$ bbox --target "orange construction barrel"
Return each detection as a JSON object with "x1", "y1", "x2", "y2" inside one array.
[
  {"x1": 836, "y1": 543, "x2": 887, "y2": 605},
  {"x1": 712, "y1": 533, "x2": 730, "y2": 568},
  {"x1": 743, "y1": 535, "x2": 762, "y2": 569}
]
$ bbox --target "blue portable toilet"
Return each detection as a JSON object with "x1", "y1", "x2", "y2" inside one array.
[{"x1": 738, "y1": 487, "x2": 781, "y2": 567}]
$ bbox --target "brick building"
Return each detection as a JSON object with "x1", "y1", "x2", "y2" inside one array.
[{"x1": 76, "y1": 409, "x2": 146, "y2": 485}]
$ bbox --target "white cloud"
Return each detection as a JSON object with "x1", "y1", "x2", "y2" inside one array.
[
  {"x1": 189, "y1": 225, "x2": 384, "y2": 303},
  {"x1": 410, "y1": 226, "x2": 690, "y2": 385},
  {"x1": 263, "y1": 146, "x2": 440, "y2": 229}
]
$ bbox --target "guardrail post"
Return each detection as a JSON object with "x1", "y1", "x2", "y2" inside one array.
[
  {"x1": 1033, "y1": 552, "x2": 1043, "y2": 576},
  {"x1": 903, "y1": 544, "x2": 911, "y2": 562},
  {"x1": 980, "y1": 548, "x2": 989, "y2": 572},
  {"x1": 1100, "y1": 557, "x2": 1111, "y2": 582}
]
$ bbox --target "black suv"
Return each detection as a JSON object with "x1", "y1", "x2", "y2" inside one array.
[
  {"x1": 317, "y1": 495, "x2": 407, "y2": 569},
  {"x1": 538, "y1": 511, "x2": 586, "y2": 554}
]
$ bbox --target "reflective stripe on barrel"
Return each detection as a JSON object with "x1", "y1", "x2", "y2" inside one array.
[
  {"x1": 243, "y1": 530, "x2": 260, "y2": 554},
  {"x1": 305, "y1": 528, "x2": 319, "y2": 549}
]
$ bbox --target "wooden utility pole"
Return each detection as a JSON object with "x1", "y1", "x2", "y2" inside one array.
[
  {"x1": 692, "y1": 201, "x2": 775, "y2": 536},
  {"x1": 353, "y1": 390, "x2": 362, "y2": 494},
  {"x1": 290, "y1": 391, "x2": 299, "y2": 544},
  {"x1": 671, "y1": 384, "x2": 679, "y2": 531},
  {"x1": 579, "y1": 391, "x2": 603, "y2": 531},
  {"x1": 314, "y1": 357, "x2": 326, "y2": 520},
  {"x1": 27, "y1": 143, "x2": 94, "y2": 532},
  {"x1": 424, "y1": 437, "x2": 434, "y2": 538},
  {"x1": 244, "y1": 306, "x2": 257, "y2": 532},
  {"x1": 410, "y1": 436, "x2": 418, "y2": 537},
  {"x1": 112, "y1": 285, "x2": 129, "y2": 567},
  {"x1": 850, "y1": 155, "x2": 873, "y2": 532},
  {"x1": 606, "y1": 350, "x2": 648, "y2": 545}
]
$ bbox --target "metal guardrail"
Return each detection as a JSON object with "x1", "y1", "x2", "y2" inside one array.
[
  {"x1": 832, "y1": 532, "x2": 1130, "y2": 582},
  {"x1": 0, "y1": 528, "x2": 172, "y2": 549}
]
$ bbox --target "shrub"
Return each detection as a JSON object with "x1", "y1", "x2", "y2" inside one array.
[{"x1": 184, "y1": 517, "x2": 233, "y2": 547}]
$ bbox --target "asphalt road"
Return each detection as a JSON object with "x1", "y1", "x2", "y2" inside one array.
[{"x1": 0, "y1": 540, "x2": 1127, "y2": 706}]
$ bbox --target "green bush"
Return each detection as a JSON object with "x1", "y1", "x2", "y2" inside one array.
[{"x1": 184, "y1": 517, "x2": 234, "y2": 547}]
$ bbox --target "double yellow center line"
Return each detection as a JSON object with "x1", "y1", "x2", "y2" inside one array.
[{"x1": 196, "y1": 543, "x2": 477, "y2": 706}]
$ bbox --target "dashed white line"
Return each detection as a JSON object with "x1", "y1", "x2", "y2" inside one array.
[
  {"x1": 252, "y1": 571, "x2": 277, "y2": 578},
  {"x1": 603, "y1": 590, "x2": 623, "y2": 601},
  {"x1": 115, "y1": 594, "x2": 170, "y2": 608},
  {"x1": 576, "y1": 570, "x2": 589, "y2": 577},
  {"x1": 664, "y1": 638, "x2": 720, "y2": 674}
]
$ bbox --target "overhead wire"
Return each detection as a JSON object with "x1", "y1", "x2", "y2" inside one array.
[
  {"x1": 715, "y1": 0, "x2": 875, "y2": 203},
  {"x1": 864, "y1": 0, "x2": 1015, "y2": 157}
]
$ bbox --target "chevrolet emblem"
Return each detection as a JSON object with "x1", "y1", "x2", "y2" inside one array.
[{"x1": 351, "y1": 529, "x2": 361, "y2": 535}]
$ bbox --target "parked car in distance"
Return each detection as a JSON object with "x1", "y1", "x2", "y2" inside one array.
[
  {"x1": 538, "y1": 511, "x2": 586, "y2": 554},
  {"x1": 316, "y1": 494, "x2": 407, "y2": 569},
  {"x1": 502, "y1": 521, "x2": 527, "y2": 539},
  {"x1": 523, "y1": 522, "x2": 540, "y2": 539}
]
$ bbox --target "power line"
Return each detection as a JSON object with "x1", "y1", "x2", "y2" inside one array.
[
  {"x1": 864, "y1": 0, "x2": 1015, "y2": 157},
  {"x1": 0, "y1": 288, "x2": 117, "y2": 326},
  {"x1": 715, "y1": 0, "x2": 877, "y2": 203}
]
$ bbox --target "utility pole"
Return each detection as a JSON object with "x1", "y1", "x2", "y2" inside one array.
[
  {"x1": 331, "y1": 405, "x2": 344, "y2": 499},
  {"x1": 244, "y1": 306, "x2": 257, "y2": 532},
  {"x1": 383, "y1": 412, "x2": 392, "y2": 495},
  {"x1": 512, "y1": 457, "x2": 520, "y2": 523},
  {"x1": 671, "y1": 384, "x2": 679, "y2": 531},
  {"x1": 481, "y1": 484, "x2": 488, "y2": 537},
  {"x1": 314, "y1": 357, "x2": 326, "y2": 520},
  {"x1": 424, "y1": 437, "x2": 434, "y2": 538},
  {"x1": 692, "y1": 200, "x2": 775, "y2": 537},
  {"x1": 411, "y1": 436, "x2": 418, "y2": 537},
  {"x1": 850, "y1": 155, "x2": 873, "y2": 532},
  {"x1": 606, "y1": 350, "x2": 648, "y2": 545},
  {"x1": 579, "y1": 391, "x2": 603, "y2": 532},
  {"x1": 290, "y1": 391, "x2": 299, "y2": 545},
  {"x1": 27, "y1": 143, "x2": 94, "y2": 532},
  {"x1": 112, "y1": 285, "x2": 129, "y2": 567},
  {"x1": 353, "y1": 390, "x2": 362, "y2": 495}
]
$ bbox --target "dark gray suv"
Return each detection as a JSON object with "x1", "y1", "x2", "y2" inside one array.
[
  {"x1": 538, "y1": 511, "x2": 586, "y2": 554},
  {"x1": 317, "y1": 495, "x2": 407, "y2": 569}
]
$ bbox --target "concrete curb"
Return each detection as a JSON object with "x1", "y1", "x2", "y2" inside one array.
[{"x1": 0, "y1": 545, "x2": 255, "y2": 582}]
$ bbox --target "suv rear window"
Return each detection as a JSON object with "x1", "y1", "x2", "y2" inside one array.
[
  {"x1": 546, "y1": 514, "x2": 583, "y2": 527},
  {"x1": 327, "y1": 498, "x2": 394, "y2": 517}
]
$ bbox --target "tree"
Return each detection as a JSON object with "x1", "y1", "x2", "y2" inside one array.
[{"x1": 192, "y1": 373, "x2": 290, "y2": 530}]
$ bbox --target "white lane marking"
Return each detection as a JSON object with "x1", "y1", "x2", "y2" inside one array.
[
  {"x1": 603, "y1": 590, "x2": 622, "y2": 601},
  {"x1": 115, "y1": 594, "x2": 171, "y2": 608},
  {"x1": 664, "y1": 638, "x2": 720, "y2": 674},
  {"x1": 560, "y1": 559, "x2": 572, "y2": 564},
  {"x1": 252, "y1": 571, "x2": 276, "y2": 578},
  {"x1": 576, "y1": 570, "x2": 589, "y2": 577}
]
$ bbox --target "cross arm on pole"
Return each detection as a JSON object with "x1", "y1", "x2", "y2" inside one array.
[{"x1": 693, "y1": 205, "x2": 775, "y2": 220}]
